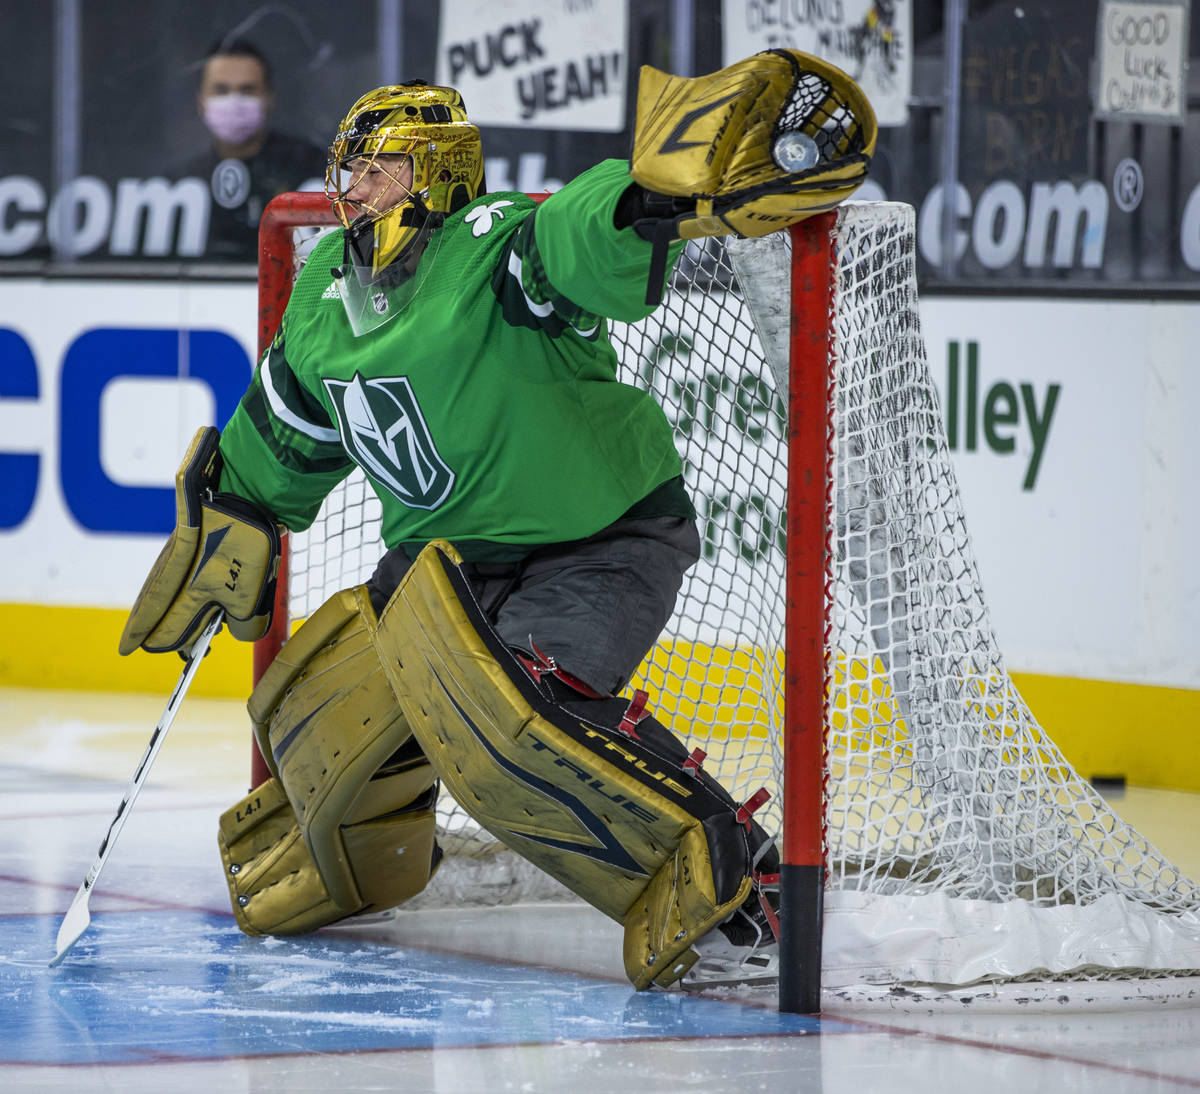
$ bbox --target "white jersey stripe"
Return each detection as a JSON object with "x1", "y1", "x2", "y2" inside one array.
[
  {"x1": 506, "y1": 250, "x2": 601, "y2": 339},
  {"x1": 507, "y1": 250, "x2": 555, "y2": 318},
  {"x1": 261, "y1": 355, "x2": 341, "y2": 443}
]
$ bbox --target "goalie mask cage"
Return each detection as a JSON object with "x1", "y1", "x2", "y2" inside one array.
[{"x1": 255, "y1": 193, "x2": 1200, "y2": 1013}]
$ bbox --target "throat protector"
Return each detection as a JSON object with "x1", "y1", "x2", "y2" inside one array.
[{"x1": 333, "y1": 211, "x2": 444, "y2": 336}]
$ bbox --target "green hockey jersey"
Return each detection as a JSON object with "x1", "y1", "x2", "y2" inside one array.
[{"x1": 218, "y1": 158, "x2": 690, "y2": 561}]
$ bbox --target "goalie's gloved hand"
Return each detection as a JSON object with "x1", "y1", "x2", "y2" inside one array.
[
  {"x1": 625, "y1": 47, "x2": 877, "y2": 304},
  {"x1": 118, "y1": 426, "x2": 282, "y2": 656},
  {"x1": 613, "y1": 184, "x2": 698, "y2": 304},
  {"x1": 613, "y1": 183, "x2": 696, "y2": 235}
]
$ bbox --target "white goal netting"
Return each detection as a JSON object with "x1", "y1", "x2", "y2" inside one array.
[{"x1": 284, "y1": 202, "x2": 1200, "y2": 989}]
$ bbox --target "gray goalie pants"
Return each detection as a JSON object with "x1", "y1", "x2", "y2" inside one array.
[{"x1": 365, "y1": 515, "x2": 702, "y2": 697}]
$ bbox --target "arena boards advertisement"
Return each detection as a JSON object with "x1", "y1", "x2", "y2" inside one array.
[{"x1": 1, "y1": 272, "x2": 1197, "y2": 697}]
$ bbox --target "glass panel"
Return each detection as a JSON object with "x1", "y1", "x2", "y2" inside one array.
[
  {"x1": 2, "y1": 0, "x2": 1197, "y2": 289},
  {"x1": 0, "y1": 4, "x2": 53, "y2": 265}
]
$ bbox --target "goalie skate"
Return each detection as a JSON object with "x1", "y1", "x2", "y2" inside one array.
[{"x1": 681, "y1": 875, "x2": 781, "y2": 990}]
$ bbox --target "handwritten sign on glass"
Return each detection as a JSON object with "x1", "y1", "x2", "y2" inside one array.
[{"x1": 1095, "y1": 0, "x2": 1190, "y2": 124}]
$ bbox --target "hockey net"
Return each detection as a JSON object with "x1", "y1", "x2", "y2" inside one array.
[{"x1": 257, "y1": 195, "x2": 1200, "y2": 997}]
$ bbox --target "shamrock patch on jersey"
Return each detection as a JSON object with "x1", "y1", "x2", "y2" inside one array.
[
  {"x1": 464, "y1": 200, "x2": 514, "y2": 237},
  {"x1": 324, "y1": 373, "x2": 456, "y2": 510}
]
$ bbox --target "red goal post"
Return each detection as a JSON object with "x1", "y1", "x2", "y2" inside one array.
[{"x1": 252, "y1": 191, "x2": 340, "y2": 739}]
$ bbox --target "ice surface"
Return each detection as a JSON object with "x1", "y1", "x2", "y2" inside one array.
[{"x1": 2, "y1": 687, "x2": 1199, "y2": 1093}]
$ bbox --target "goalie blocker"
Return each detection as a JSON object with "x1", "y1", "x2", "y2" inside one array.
[
  {"x1": 220, "y1": 540, "x2": 779, "y2": 990},
  {"x1": 119, "y1": 426, "x2": 281, "y2": 656}
]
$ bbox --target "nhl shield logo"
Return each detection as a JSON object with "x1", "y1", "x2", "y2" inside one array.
[{"x1": 325, "y1": 373, "x2": 455, "y2": 510}]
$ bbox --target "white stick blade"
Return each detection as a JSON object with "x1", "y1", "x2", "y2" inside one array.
[{"x1": 49, "y1": 885, "x2": 92, "y2": 967}]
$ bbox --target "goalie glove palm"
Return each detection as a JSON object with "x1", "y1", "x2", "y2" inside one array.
[
  {"x1": 630, "y1": 48, "x2": 877, "y2": 241},
  {"x1": 119, "y1": 426, "x2": 281, "y2": 656}
]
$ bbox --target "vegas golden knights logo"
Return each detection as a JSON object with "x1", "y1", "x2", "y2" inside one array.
[{"x1": 325, "y1": 373, "x2": 456, "y2": 509}]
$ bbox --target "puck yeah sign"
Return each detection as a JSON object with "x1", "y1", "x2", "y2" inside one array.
[{"x1": 437, "y1": 0, "x2": 628, "y2": 132}]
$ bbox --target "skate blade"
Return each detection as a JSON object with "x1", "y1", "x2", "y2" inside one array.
[
  {"x1": 327, "y1": 907, "x2": 400, "y2": 929},
  {"x1": 680, "y1": 951, "x2": 780, "y2": 992}
]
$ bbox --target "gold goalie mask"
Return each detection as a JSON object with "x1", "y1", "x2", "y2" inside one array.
[{"x1": 325, "y1": 82, "x2": 485, "y2": 335}]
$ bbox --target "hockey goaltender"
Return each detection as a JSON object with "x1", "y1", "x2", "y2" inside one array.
[{"x1": 117, "y1": 49, "x2": 876, "y2": 990}]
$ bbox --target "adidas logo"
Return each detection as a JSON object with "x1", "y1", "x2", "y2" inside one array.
[{"x1": 322, "y1": 282, "x2": 340, "y2": 300}]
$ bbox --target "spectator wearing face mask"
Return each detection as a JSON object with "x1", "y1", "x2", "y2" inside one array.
[{"x1": 179, "y1": 39, "x2": 326, "y2": 263}]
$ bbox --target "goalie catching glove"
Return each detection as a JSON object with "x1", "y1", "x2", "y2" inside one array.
[
  {"x1": 622, "y1": 47, "x2": 877, "y2": 302},
  {"x1": 119, "y1": 426, "x2": 281, "y2": 656}
]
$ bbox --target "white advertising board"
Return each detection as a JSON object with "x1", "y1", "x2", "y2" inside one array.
[
  {"x1": 920, "y1": 297, "x2": 1199, "y2": 688},
  {"x1": 436, "y1": 0, "x2": 629, "y2": 132},
  {"x1": 0, "y1": 278, "x2": 1195, "y2": 688},
  {"x1": 0, "y1": 279, "x2": 257, "y2": 607},
  {"x1": 721, "y1": 0, "x2": 912, "y2": 126}
]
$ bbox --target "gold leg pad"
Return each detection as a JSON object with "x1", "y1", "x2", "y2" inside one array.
[{"x1": 218, "y1": 774, "x2": 439, "y2": 936}]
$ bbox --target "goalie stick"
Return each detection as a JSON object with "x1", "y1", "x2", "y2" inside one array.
[{"x1": 49, "y1": 611, "x2": 224, "y2": 967}]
